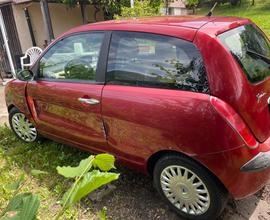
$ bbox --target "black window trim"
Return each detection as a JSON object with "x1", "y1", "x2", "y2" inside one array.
[{"x1": 31, "y1": 30, "x2": 112, "y2": 84}]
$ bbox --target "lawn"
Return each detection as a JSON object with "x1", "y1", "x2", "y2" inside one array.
[
  {"x1": 198, "y1": 0, "x2": 270, "y2": 36},
  {"x1": 0, "y1": 125, "x2": 177, "y2": 220},
  {"x1": 0, "y1": 125, "x2": 98, "y2": 219}
]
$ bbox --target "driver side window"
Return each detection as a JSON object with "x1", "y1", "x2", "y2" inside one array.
[{"x1": 39, "y1": 32, "x2": 104, "y2": 81}]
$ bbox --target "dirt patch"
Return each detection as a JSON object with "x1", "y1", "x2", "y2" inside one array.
[
  {"x1": 0, "y1": 84, "x2": 270, "y2": 219},
  {"x1": 86, "y1": 166, "x2": 270, "y2": 220},
  {"x1": 262, "y1": 184, "x2": 270, "y2": 205}
]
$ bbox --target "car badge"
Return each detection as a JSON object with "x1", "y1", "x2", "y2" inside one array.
[{"x1": 256, "y1": 92, "x2": 267, "y2": 103}]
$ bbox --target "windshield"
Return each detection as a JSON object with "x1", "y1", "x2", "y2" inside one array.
[{"x1": 218, "y1": 24, "x2": 270, "y2": 83}]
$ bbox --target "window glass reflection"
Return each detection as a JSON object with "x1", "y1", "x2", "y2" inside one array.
[
  {"x1": 106, "y1": 32, "x2": 209, "y2": 93},
  {"x1": 39, "y1": 33, "x2": 104, "y2": 81}
]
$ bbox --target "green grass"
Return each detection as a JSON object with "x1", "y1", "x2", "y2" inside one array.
[
  {"x1": 198, "y1": 0, "x2": 270, "y2": 36},
  {"x1": 0, "y1": 125, "x2": 99, "y2": 219}
]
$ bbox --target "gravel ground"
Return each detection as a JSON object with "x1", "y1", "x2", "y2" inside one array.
[{"x1": 1, "y1": 84, "x2": 270, "y2": 220}]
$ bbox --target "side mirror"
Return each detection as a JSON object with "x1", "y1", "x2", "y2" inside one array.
[{"x1": 16, "y1": 69, "x2": 34, "y2": 81}]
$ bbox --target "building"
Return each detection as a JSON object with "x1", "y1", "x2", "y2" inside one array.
[
  {"x1": 0, "y1": 0, "x2": 104, "y2": 78},
  {"x1": 166, "y1": 0, "x2": 188, "y2": 16}
]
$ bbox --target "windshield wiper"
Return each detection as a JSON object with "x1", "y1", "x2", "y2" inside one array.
[{"x1": 246, "y1": 49, "x2": 270, "y2": 64}]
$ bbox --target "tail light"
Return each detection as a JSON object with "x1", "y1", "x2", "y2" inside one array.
[{"x1": 210, "y1": 96, "x2": 258, "y2": 149}]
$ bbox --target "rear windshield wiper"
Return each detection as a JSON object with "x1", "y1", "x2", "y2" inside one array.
[{"x1": 246, "y1": 49, "x2": 270, "y2": 64}]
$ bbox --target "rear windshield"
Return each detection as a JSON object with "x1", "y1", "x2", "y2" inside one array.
[{"x1": 219, "y1": 24, "x2": 270, "y2": 83}]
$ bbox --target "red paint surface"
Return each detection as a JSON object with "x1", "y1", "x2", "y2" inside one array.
[{"x1": 4, "y1": 16, "x2": 270, "y2": 199}]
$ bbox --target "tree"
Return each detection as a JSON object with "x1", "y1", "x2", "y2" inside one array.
[
  {"x1": 61, "y1": 0, "x2": 128, "y2": 22},
  {"x1": 230, "y1": 0, "x2": 240, "y2": 6},
  {"x1": 184, "y1": 0, "x2": 199, "y2": 14},
  {"x1": 115, "y1": 0, "x2": 162, "y2": 18}
]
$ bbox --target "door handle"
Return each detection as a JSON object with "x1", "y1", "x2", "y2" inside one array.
[{"x1": 78, "y1": 98, "x2": 100, "y2": 105}]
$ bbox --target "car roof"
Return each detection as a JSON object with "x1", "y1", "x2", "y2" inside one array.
[
  {"x1": 61, "y1": 16, "x2": 251, "y2": 41},
  {"x1": 98, "y1": 16, "x2": 216, "y2": 29}
]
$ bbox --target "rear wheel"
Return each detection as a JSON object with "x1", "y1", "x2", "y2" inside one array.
[
  {"x1": 153, "y1": 155, "x2": 228, "y2": 220},
  {"x1": 9, "y1": 108, "x2": 39, "y2": 143}
]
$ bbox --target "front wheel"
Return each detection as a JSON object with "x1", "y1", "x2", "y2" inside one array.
[
  {"x1": 9, "y1": 108, "x2": 39, "y2": 143},
  {"x1": 153, "y1": 155, "x2": 228, "y2": 220}
]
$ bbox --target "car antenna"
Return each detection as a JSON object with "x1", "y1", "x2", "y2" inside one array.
[{"x1": 206, "y1": 2, "x2": 218, "y2": 17}]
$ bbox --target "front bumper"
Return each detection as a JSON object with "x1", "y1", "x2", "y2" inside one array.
[{"x1": 240, "y1": 151, "x2": 270, "y2": 172}]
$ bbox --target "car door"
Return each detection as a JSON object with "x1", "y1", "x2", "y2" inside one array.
[
  {"x1": 101, "y1": 31, "x2": 212, "y2": 168},
  {"x1": 27, "y1": 31, "x2": 109, "y2": 151}
]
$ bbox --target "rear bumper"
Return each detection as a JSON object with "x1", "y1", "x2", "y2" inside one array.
[
  {"x1": 240, "y1": 151, "x2": 270, "y2": 172},
  {"x1": 194, "y1": 139, "x2": 270, "y2": 199}
]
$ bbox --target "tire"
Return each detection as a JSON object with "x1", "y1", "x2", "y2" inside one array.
[
  {"x1": 9, "y1": 107, "x2": 40, "y2": 143},
  {"x1": 153, "y1": 154, "x2": 228, "y2": 220}
]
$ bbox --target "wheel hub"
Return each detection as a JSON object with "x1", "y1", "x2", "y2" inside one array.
[
  {"x1": 160, "y1": 165, "x2": 210, "y2": 216},
  {"x1": 11, "y1": 113, "x2": 37, "y2": 142}
]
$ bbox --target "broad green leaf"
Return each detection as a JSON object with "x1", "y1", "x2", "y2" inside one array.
[
  {"x1": 5, "y1": 175, "x2": 25, "y2": 191},
  {"x1": 57, "y1": 155, "x2": 94, "y2": 178},
  {"x1": 4, "y1": 193, "x2": 32, "y2": 213},
  {"x1": 63, "y1": 170, "x2": 119, "y2": 207},
  {"x1": 16, "y1": 194, "x2": 40, "y2": 220},
  {"x1": 31, "y1": 169, "x2": 48, "y2": 176},
  {"x1": 1, "y1": 193, "x2": 39, "y2": 220},
  {"x1": 93, "y1": 154, "x2": 116, "y2": 172}
]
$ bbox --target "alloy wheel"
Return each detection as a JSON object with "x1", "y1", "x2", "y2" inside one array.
[
  {"x1": 11, "y1": 113, "x2": 37, "y2": 142},
  {"x1": 160, "y1": 165, "x2": 210, "y2": 216}
]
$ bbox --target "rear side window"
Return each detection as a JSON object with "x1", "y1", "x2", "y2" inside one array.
[
  {"x1": 219, "y1": 24, "x2": 270, "y2": 83},
  {"x1": 106, "y1": 32, "x2": 209, "y2": 93}
]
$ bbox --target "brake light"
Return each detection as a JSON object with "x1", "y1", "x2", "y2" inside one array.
[{"x1": 210, "y1": 96, "x2": 258, "y2": 149}]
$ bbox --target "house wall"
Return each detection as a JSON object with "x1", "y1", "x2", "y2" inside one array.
[
  {"x1": 169, "y1": 0, "x2": 185, "y2": 8},
  {"x1": 12, "y1": 2, "x2": 104, "y2": 52},
  {"x1": 169, "y1": 7, "x2": 189, "y2": 15}
]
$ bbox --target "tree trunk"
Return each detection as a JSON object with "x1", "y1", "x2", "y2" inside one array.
[
  {"x1": 79, "y1": 1, "x2": 87, "y2": 24},
  {"x1": 165, "y1": 0, "x2": 169, "y2": 15},
  {"x1": 192, "y1": 6, "x2": 196, "y2": 14},
  {"x1": 94, "y1": 4, "x2": 100, "y2": 22}
]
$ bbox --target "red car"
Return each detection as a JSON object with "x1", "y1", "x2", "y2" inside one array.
[{"x1": 5, "y1": 16, "x2": 270, "y2": 219}]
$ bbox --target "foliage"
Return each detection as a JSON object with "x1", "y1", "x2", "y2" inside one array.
[
  {"x1": 60, "y1": 0, "x2": 130, "y2": 21},
  {"x1": 98, "y1": 207, "x2": 107, "y2": 220},
  {"x1": 230, "y1": 0, "x2": 240, "y2": 6},
  {"x1": 93, "y1": 153, "x2": 116, "y2": 171},
  {"x1": 184, "y1": 0, "x2": 199, "y2": 14},
  {"x1": 0, "y1": 173, "x2": 40, "y2": 220},
  {"x1": 4, "y1": 175, "x2": 25, "y2": 191},
  {"x1": 199, "y1": 0, "x2": 255, "y2": 6},
  {"x1": 198, "y1": 0, "x2": 270, "y2": 37},
  {"x1": 115, "y1": 0, "x2": 162, "y2": 18},
  {"x1": 1, "y1": 193, "x2": 40, "y2": 220},
  {"x1": 185, "y1": 0, "x2": 199, "y2": 7},
  {"x1": 56, "y1": 154, "x2": 119, "y2": 219},
  {"x1": 0, "y1": 125, "x2": 119, "y2": 219},
  {"x1": 57, "y1": 156, "x2": 95, "y2": 178},
  {"x1": 61, "y1": 0, "x2": 163, "y2": 19}
]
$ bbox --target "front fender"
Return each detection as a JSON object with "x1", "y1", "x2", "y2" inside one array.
[{"x1": 5, "y1": 80, "x2": 32, "y2": 120}]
